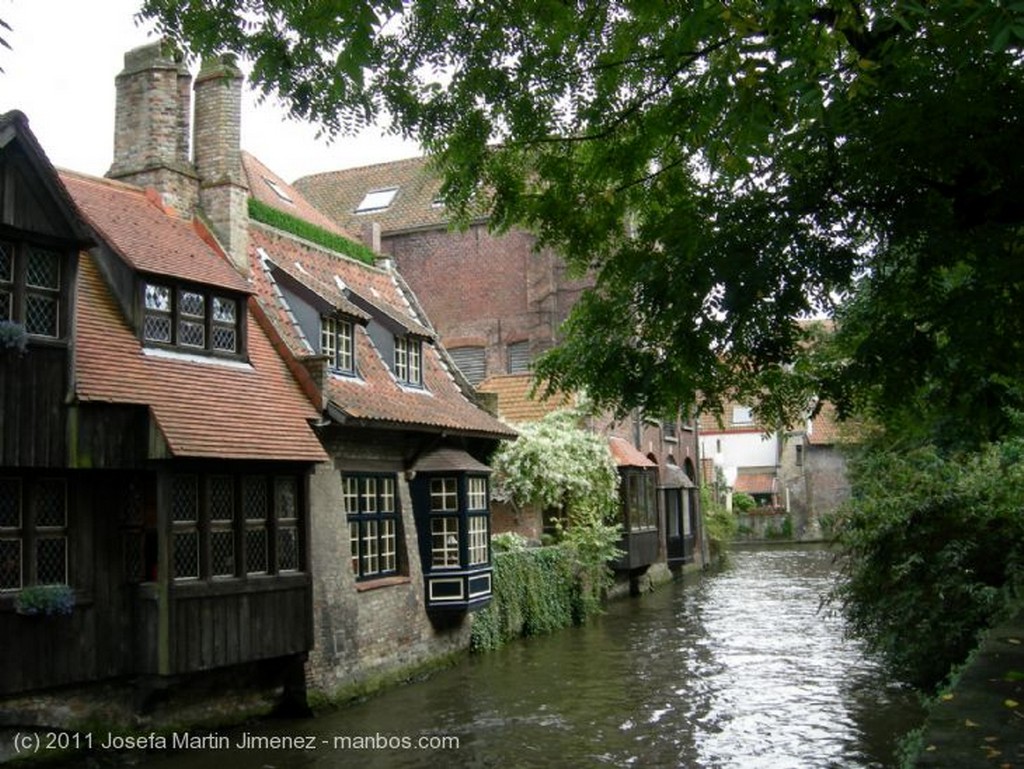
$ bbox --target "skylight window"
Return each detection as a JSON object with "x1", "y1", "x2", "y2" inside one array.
[
  {"x1": 355, "y1": 187, "x2": 398, "y2": 213},
  {"x1": 263, "y1": 176, "x2": 294, "y2": 205}
]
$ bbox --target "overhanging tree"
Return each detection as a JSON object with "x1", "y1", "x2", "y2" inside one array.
[{"x1": 140, "y1": 1, "x2": 1024, "y2": 438}]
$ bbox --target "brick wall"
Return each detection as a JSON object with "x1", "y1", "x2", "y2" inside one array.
[
  {"x1": 382, "y1": 224, "x2": 587, "y2": 380},
  {"x1": 304, "y1": 429, "x2": 471, "y2": 699},
  {"x1": 107, "y1": 41, "x2": 198, "y2": 215}
]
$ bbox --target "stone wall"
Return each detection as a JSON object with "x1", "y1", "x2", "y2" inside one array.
[{"x1": 304, "y1": 428, "x2": 473, "y2": 701}]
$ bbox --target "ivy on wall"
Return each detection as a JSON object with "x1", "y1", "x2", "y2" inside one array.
[{"x1": 470, "y1": 544, "x2": 603, "y2": 652}]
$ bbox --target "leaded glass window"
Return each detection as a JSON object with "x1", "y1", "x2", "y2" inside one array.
[
  {"x1": 25, "y1": 247, "x2": 60, "y2": 337},
  {"x1": 275, "y1": 477, "x2": 300, "y2": 572},
  {"x1": 171, "y1": 475, "x2": 200, "y2": 580},
  {"x1": 142, "y1": 281, "x2": 243, "y2": 356},
  {"x1": 0, "y1": 240, "x2": 67, "y2": 339},
  {"x1": 243, "y1": 476, "x2": 269, "y2": 575},
  {"x1": 0, "y1": 477, "x2": 69, "y2": 590}
]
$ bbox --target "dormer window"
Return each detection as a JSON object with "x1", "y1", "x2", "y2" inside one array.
[
  {"x1": 142, "y1": 281, "x2": 242, "y2": 355},
  {"x1": 321, "y1": 315, "x2": 355, "y2": 374},
  {"x1": 394, "y1": 335, "x2": 422, "y2": 387},
  {"x1": 0, "y1": 240, "x2": 65, "y2": 339}
]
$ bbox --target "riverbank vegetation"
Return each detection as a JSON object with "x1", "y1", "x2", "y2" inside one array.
[
  {"x1": 470, "y1": 536, "x2": 607, "y2": 652},
  {"x1": 829, "y1": 425, "x2": 1024, "y2": 691}
]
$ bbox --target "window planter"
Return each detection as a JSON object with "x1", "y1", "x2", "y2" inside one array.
[
  {"x1": 0, "y1": 321, "x2": 29, "y2": 354},
  {"x1": 14, "y1": 584, "x2": 75, "y2": 617}
]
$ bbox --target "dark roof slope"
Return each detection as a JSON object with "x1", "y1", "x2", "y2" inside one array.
[{"x1": 294, "y1": 155, "x2": 452, "y2": 234}]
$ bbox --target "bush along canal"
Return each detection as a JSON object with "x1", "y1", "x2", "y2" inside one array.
[{"x1": 48, "y1": 546, "x2": 925, "y2": 768}]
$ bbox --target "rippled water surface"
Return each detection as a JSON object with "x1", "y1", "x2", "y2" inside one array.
[{"x1": 139, "y1": 546, "x2": 923, "y2": 769}]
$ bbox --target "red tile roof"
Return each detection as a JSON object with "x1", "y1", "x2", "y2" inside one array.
[
  {"x1": 61, "y1": 171, "x2": 250, "y2": 293},
  {"x1": 248, "y1": 223, "x2": 516, "y2": 440},
  {"x1": 65, "y1": 171, "x2": 327, "y2": 463},
  {"x1": 294, "y1": 155, "x2": 449, "y2": 234},
  {"x1": 734, "y1": 473, "x2": 777, "y2": 495},
  {"x1": 608, "y1": 437, "x2": 657, "y2": 468},
  {"x1": 242, "y1": 152, "x2": 361, "y2": 240}
]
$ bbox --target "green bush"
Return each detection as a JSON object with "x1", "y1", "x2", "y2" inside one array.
[
  {"x1": 830, "y1": 432, "x2": 1024, "y2": 690},
  {"x1": 701, "y1": 487, "x2": 737, "y2": 558},
  {"x1": 732, "y1": 492, "x2": 757, "y2": 512},
  {"x1": 248, "y1": 198, "x2": 378, "y2": 265},
  {"x1": 470, "y1": 544, "x2": 605, "y2": 652}
]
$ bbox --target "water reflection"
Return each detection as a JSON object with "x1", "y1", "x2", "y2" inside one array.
[{"x1": 129, "y1": 547, "x2": 922, "y2": 769}]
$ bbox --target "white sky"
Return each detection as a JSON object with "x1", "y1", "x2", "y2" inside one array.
[{"x1": 0, "y1": 0, "x2": 420, "y2": 182}]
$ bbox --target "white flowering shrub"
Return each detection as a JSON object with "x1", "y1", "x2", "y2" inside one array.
[
  {"x1": 491, "y1": 410, "x2": 622, "y2": 588},
  {"x1": 491, "y1": 409, "x2": 619, "y2": 520}
]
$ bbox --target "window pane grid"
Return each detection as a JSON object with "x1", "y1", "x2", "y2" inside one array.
[
  {"x1": 25, "y1": 294, "x2": 58, "y2": 337},
  {"x1": 345, "y1": 474, "x2": 399, "y2": 579},
  {"x1": 174, "y1": 531, "x2": 199, "y2": 580},
  {"x1": 245, "y1": 528, "x2": 268, "y2": 574},
  {"x1": 430, "y1": 478, "x2": 458, "y2": 511},
  {"x1": 342, "y1": 477, "x2": 359, "y2": 514},
  {"x1": 277, "y1": 526, "x2": 299, "y2": 572},
  {"x1": 431, "y1": 516, "x2": 460, "y2": 568},
  {"x1": 467, "y1": 477, "x2": 487, "y2": 510},
  {"x1": 0, "y1": 478, "x2": 21, "y2": 528},
  {"x1": 34, "y1": 479, "x2": 66, "y2": 527},
  {"x1": 381, "y1": 519, "x2": 396, "y2": 572},
  {"x1": 394, "y1": 336, "x2": 408, "y2": 380},
  {"x1": 144, "y1": 283, "x2": 241, "y2": 354},
  {"x1": 210, "y1": 530, "x2": 235, "y2": 577},
  {"x1": 337, "y1": 319, "x2": 353, "y2": 371},
  {"x1": 26, "y1": 247, "x2": 60, "y2": 289},
  {"x1": 0, "y1": 242, "x2": 12, "y2": 283},
  {"x1": 362, "y1": 520, "x2": 379, "y2": 575},
  {"x1": 0, "y1": 539, "x2": 22, "y2": 591},
  {"x1": 468, "y1": 516, "x2": 488, "y2": 566}
]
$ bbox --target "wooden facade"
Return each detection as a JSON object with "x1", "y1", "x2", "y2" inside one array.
[{"x1": 0, "y1": 111, "x2": 322, "y2": 709}]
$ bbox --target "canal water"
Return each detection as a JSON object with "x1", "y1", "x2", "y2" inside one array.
[{"x1": 130, "y1": 546, "x2": 924, "y2": 768}]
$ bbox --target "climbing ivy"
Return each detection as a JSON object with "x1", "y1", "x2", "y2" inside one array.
[{"x1": 470, "y1": 544, "x2": 603, "y2": 652}]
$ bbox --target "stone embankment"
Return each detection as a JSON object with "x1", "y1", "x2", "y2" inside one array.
[{"x1": 914, "y1": 607, "x2": 1024, "y2": 767}]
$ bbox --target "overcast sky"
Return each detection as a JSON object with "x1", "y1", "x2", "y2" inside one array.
[{"x1": 1, "y1": 0, "x2": 419, "y2": 182}]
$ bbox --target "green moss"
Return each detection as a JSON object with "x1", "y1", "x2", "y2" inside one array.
[
  {"x1": 248, "y1": 198, "x2": 377, "y2": 265},
  {"x1": 308, "y1": 652, "x2": 463, "y2": 713}
]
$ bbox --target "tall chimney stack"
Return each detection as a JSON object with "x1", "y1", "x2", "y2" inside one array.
[
  {"x1": 107, "y1": 40, "x2": 198, "y2": 215},
  {"x1": 193, "y1": 54, "x2": 250, "y2": 276}
]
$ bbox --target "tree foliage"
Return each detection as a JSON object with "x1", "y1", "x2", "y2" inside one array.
[{"x1": 139, "y1": 0, "x2": 1024, "y2": 435}]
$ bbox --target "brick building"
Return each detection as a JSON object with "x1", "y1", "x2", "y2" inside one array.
[{"x1": 296, "y1": 158, "x2": 707, "y2": 583}]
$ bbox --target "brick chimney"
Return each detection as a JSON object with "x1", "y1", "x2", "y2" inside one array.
[
  {"x1": 107, "y1": 40, "x2": 199, "y2": 215},
  {"x1": 193, "y1": 54, "x2": 250, "y2": 276}
]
